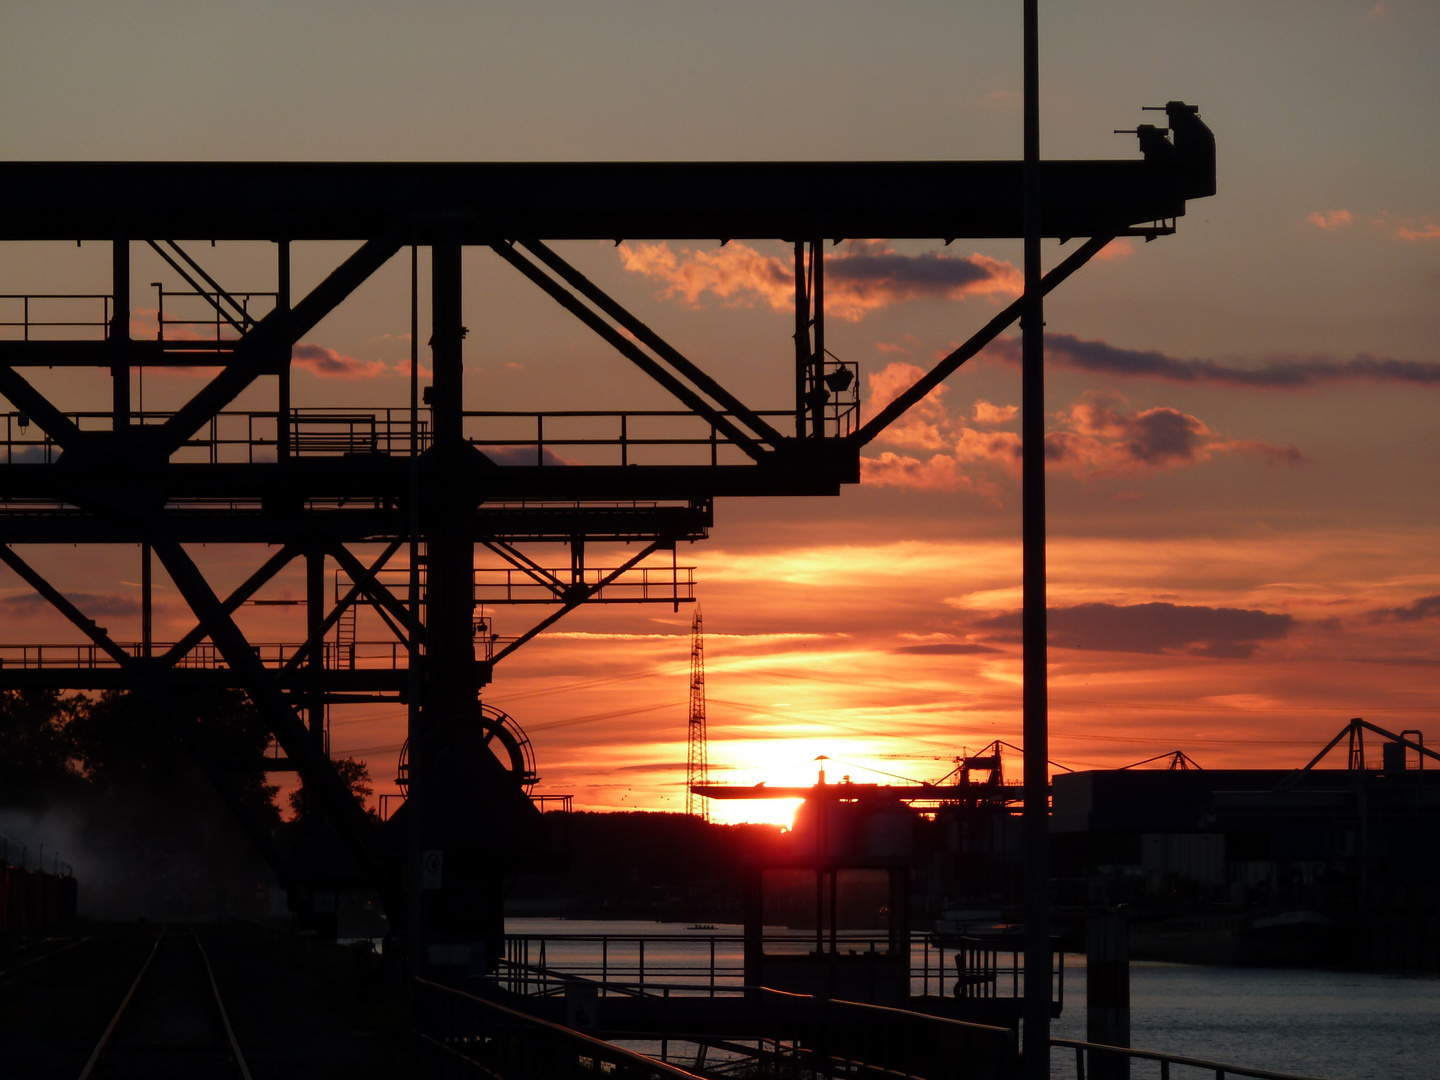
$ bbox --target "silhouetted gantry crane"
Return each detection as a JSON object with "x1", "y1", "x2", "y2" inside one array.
[{"x1": 0, "y1": 102, "x2": 1214, "y2": 974}]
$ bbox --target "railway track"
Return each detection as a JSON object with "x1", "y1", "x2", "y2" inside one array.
[
  {"x1": 0, "y1": 920, "x2": 408, "y2": 1077},
  {"x1": 77, "y1": 925, "x2": 252, "y2": 1080}
]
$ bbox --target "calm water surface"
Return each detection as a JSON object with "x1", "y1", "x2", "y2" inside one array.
[
  {"x1": 1052, "y1": 958, "x2": 1440, "y2": 1080},
  {"x1": 508, "y1": 919, "x2": 1440, "y2": 1080}
]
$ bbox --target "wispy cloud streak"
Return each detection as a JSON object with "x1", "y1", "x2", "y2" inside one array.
[
  {"x1": 1367, "y1": 595, "x2": 1440, "y2": 623},
  {"x1": 617, "y1": 240, "x2": 1018, "y2": 321},
  {"x1": 985, "y1": 333, "x2": 1440, "y2": 388},
  {"x1": 977, "y1": 601, "x2": 1295, "y2": 660}
]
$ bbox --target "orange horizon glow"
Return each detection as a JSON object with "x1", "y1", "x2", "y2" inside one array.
[{"x1": 4, "y1": 523, "x2": 1436, "y2": 823}]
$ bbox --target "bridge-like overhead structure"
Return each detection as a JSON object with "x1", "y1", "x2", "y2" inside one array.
[{"x1": 0, "y1": 102, "x2": 1213, "y2": 973}]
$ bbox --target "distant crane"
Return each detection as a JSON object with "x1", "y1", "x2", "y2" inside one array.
[{"x1": 686, "y1": 608, "x2": 709, "y2": 820}]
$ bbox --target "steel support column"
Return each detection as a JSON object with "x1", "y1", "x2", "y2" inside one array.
[
  {"x1": 306, "y1": 546, "x2": 326, "y2": 747},
  {"x1": 141, "y1": 541, "x2": 152, "y2": 659},
  {"x1": 277, "y1": 238, "x2": 291, "y2": 462},
  {"x1": 414, "y1": 237, "x2": 506, "y2": 973},
  {"x1": 1021, "y1": 0, "x2": 1052, "y2": 1076},
  {"x1": 794, "y1": 241, "x2": 807, "y2": 438},
  {"x1": 809, "y1": 239, "x2": 825, "y2": 438},
  {"x1": 111, "y1": 233, "x2": 130, "y2": 437}
]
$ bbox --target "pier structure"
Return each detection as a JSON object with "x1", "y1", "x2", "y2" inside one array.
[{"x1": 0, "y1": 116, "x2": 1213, "y2": 1028}]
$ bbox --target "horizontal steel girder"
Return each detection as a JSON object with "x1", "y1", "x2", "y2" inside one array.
[
  {"x1": 0, "y1": 504, "x2": 711, "y2": 544},
  {"x1": 0, "y1": 159, "x2": 1195, "y2": 241},
  {"x1": 0, "y1": 454, "x2": 849, "y2": 502},
  {"x1": 0, "y1": 668, "x2": 407, "y2": 692}
]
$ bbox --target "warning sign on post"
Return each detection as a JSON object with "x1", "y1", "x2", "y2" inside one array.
[{"x1": 421, "y1": 849, "x2": 443, "y2": 890}]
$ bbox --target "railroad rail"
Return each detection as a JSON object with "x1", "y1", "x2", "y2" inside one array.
[{"x1": 77, "y1": 925, "x2": 252, "y2": 1080}]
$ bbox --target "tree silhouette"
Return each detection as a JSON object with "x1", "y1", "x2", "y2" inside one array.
[
  {"x1": 288, "y1": 756, "x2": 375, "y2": 824},
  {"x1": 0, "y1": 689, "x2": 86, "y2": 805}
]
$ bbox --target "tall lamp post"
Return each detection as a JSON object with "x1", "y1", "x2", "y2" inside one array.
[{"x1": 1020, "y1": 0, "x2": 1052, "y2": 1077}]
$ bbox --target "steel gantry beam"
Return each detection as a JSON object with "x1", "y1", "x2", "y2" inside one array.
[{"x1": 0, "y1": 102, "x2": 1215, "y2": 976}]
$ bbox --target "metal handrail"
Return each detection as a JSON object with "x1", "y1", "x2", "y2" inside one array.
[
  {"x1": 0, "y1": 294, "x2": 113, "y2": 341},
  {"x1": 1052, "y1": 1038, "x2": 1336, "y2": 1080},
  {"x1": 499, "y1": 931, "x2": 1060, "y2": 1004},
  {"x1": 429, "y1": 972, "x2": 1015, "y2": 1080},
  {"x1": 153, "y1": 284, "x2": 276, "y2": 344},
  {"x1": 0, "y1": 405, "x2": 852, "y2": 466},
  {"x1": 414, "y1": 977, "x2": 705, "y2": 1079},
  {"x1": 473, "y1": 565, "x2": 696, "y2": 604},
  {"x1": 0, "y1": 639, "x2": 412, "y2": 671}
]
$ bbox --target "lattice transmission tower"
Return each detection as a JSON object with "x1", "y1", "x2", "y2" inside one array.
[{"x1": 686, "y1": 608, "x2": 709, "y2": 820}]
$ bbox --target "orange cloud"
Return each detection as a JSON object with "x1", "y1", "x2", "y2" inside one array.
[
  {"x1": 291, "y1": 343, "x2": 390, "y2": 378},
  {"x1": 859, "y1": 364, "x2": 1296, "y2": 490},
  {"x1": 617, "y1": 240, "x2": 1020, "y2": 322},
  {"x1": 864, "y1": 362, "x2": 951, "y2": 449},
  {"x1": 859, "y1": 363, "x2": 1021, "y2": 494},
  {"x1": 860, "y1": 451, "x2": 997, "y2": 496},
  {"x1": 973, "y1": 400, "x2": 1018, "y2": 425},
  {"x1": 953, "y1": 426, "x2": 1022, "y2": 470},
  {"x1": 1395, "y1": 220, "x2": 1440, "y2": 242},
  {"x1": 1305, "y1": 209, "x2": 1353, "y2": 230},
  {"x1": 1093, "y1": 238, "x2": 1136, "y2": 261},
  {"x1": 1364, "y1": 212, "x2": 1440, "y2": 242},
  {"x1": 1045, "y1": 395, "x2": 1301, "y2": 476}
]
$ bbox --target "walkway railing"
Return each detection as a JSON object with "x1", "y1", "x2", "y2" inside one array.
[
  {"x1": 415, "y1": 978, "x2": 1017, "y2": 1080},
  {"x1": 500, "y1": 935, "x2": 746, "y2": 998},
  {"x1": 1051, "y1": 1039, "x2": 1335, "y2": 1080},
  {"x1": 0, "y1": 294, "x2": 113, "y2": 341},
  {"x1": 0, "y1": 639, "x2": 412, "y2": 672},
  {"x1": 414, "y1": 978, "x2": 704, "y2": 1080},
  {"x1": 463, "y1": 408, "x2": 801, "y2": 467},
  {"x1": 356, "y1": 563, "x2": 698, "y2": 607},
  {"x1": 0, "y1": 406, "x2": 860, "y2": 467},
  {"x1": 500, "y1": 931, "x2": 1062, "y2": 1005}
]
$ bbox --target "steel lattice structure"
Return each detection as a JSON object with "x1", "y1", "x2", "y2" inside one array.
[
  {"x1": 0, "y1": 102, "x2": 1213, "y2": 973},
  {"x1": 685, "y1": 609, "x2": 708, "y2": 821}
]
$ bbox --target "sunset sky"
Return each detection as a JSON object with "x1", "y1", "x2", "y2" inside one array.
[{"x1": 1, "y1": 2, "x2": 1437, "y2": 824}]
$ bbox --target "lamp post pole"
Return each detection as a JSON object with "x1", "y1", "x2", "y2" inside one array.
[{"x1": 1020, "y1": 1, "x2": 1052, "y2": 1077}]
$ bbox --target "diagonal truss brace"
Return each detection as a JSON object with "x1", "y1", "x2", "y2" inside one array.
[
  {"x1": 0, "y1": 543, "x2": 294, "y2": 882},
  {"x1": 146, "y1": 240, "x2": 252, "y2": 338},
  {"x1": 0, "y1": 365, "x2": 89, "y2": 456},
  {"x1": 483, "y1": 540, "x2": 569, "y2": 600},
  {"x1": 146, "y1": 527, "x2": 395, "y2": 905},
  {"x1": 489, "y1": 240, "x2": 771, "y2": 463},
  {"x1": 154, "y1": 225, "x2": 409, "y2": 460},
  {"x1": 279, "y1": 538, "x2": 405, "y2": 677},
  {"x1": 516, "y1": 239, "x2": 788, "y2": 447},
  {"x1": 488, "y1": 538, "x2": 669, "y2": 666},
  {"x1": 161, "y1": 544, "x2": 300, "y2": 667},
  {"x1": 0, "y1": 544, "x2": 132, "y2": 664},
  {"x1": 853, "y1": 235, "x2": 1114, "y2": 446},
  {"x1": 320, "y1": 536, "x2": 412, "y2": 646}
]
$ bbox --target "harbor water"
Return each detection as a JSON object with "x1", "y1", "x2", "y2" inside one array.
[{"x1": 507, "y1": 918, "x2": 1440, "y2": 1080}]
